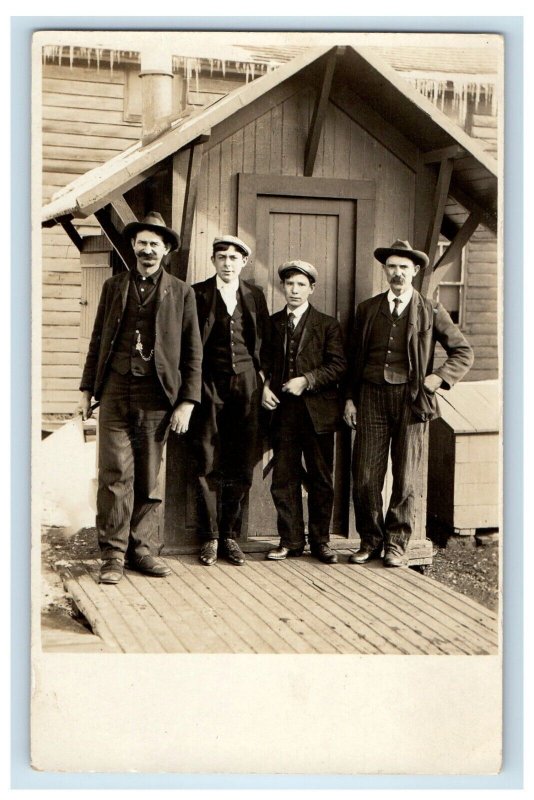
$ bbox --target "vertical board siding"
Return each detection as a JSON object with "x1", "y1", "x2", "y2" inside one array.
[{"x1": 41, "y1": 64, "x2": 137, "y2": 416}]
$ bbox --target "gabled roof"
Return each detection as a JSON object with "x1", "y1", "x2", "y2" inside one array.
[{"x1": 42, "y1": 45, "x2": 498, "y2": 228}]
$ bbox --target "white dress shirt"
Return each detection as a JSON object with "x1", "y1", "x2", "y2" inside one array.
[
  {"x1": 387, "y1": 286, "x2": 413, "y2": 316},
  {"x1": 216, "y1": 275, "x2": 239, "y2": 315},
  {"x1": 287, "y1": 301, "x2": 309, "y2": 326}
]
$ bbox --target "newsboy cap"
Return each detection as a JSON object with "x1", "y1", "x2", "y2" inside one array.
[
  {"x1": 374, "y1": 239, "x2": 429, "y2": 269},
  {"x1": 278, "y1": 259, "x2": 318, "y2": 284},
  {"x1": 212, "y1": 235, "x2": 251, "y2": 257},
  {"x1": 123, "y1": 211, "x2": 180, "y2": 252}
]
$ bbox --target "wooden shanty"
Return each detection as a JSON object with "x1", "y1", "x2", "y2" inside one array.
[{"x1": 41, "y1": 45, "x2": 499, "y2": 564}]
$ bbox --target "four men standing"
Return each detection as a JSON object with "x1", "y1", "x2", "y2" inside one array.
[{"x1": 80, "y1": 220, "x2": 473, "y2": 579}]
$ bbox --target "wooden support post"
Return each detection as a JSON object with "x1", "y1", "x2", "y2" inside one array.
[
  {"x1": 421, "y1": 158, "x2": 454, "y2": 297},
  {"x1": 304, "y1": 49, "x2": 338, "y2": 177},
  {"x1": 59, "y1": 217, "x2": 84, "y2": 251},
  {"x1": 169, "y1": 150, "x2": 191, "y2": 278},
  {"x1": 175, "y1": 136, "x2": 209, "y2": 281},
  {"x1": 422, "y1": 145, "x2": 466, "y2": 164},
  {"x1": 109, "y1": 194, "x2": 138, "y2": 229},
  {"x1": 450, "y1": 180, "x2": 498, "y2": 234},
  {"x1": 429, "y1": 211, "x2": 482, "y2": 295},
  {"x1": 94, "y1": 205, "x2": 136, "y2": 271}
]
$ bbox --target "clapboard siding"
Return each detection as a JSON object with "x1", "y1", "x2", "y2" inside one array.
[
  {"x1": 41, "y1": 63, "x2": 135, "y2": 416},
  {"x1": 463, "y1": 232, "x2": 499, "y2": 380},
  {"x1": 433, "y1": 227, "x2": 499, "y2": 381}
]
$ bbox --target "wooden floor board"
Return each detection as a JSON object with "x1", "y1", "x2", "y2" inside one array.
[
  {"x1": 121, "y1": 571, "x2": 188, "y2": 653},
  {"x1": 289, "y1": 560, "x2": 436, "y2": 654},
  {"x1": 54, "y1": 554, "x2": 498, "y2": 655},
  {"x1": 247, "y1": 560, "x2": 380, "y2": 654},
  {"x1": 355, "y1": 565, "x2": 497, "y2": 651},
  {"x1": 330, "y1": 566, "x2": 481, "y2": 655},
  {"x1": 178, "y1": 560, "x2": 288, "y2": 653}
]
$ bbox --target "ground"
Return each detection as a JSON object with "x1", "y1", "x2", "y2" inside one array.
[{"x1": 41, "y1": 524, "x2": 500, "y2": 637}]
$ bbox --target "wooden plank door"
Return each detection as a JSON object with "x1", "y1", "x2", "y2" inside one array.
[{"x1": 243, "y1": 194, "x2": 356, "y2": 539}]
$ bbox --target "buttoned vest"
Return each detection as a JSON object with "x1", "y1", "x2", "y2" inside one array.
[
  {"x1": 363, "y1": 295, "x2": 410, "y2": 385},
  {"x1": 204, "y1": 291, "x2": 253, "y2": 375},
  {"x1": 283, "y1": 310, "x2": 308, "y2": 383},
  {"x1": 111, "y1": 279, "x2": 158, "y2": 377}
]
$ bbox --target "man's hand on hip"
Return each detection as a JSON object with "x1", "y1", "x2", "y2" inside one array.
[
  {"x1": 423, "y1": 374, "x2": 443, "y2": 394},
  {"x1": 343, "y1": 399, "x2": 357, "y2": 429},
  {"x1": 171, "y1": 401, "x2": 194, "y2": 434}
]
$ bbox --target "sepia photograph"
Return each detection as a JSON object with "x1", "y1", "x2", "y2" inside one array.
[{"x1": 31, "y1": 26, "x2": 504, "y2": 775}]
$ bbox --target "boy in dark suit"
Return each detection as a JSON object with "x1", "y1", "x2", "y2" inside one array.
[
  {"x1": 192, "y1": 235, "x2": 270, "y2": 566},
  {"x1": 262, "y1": 261, "x2": 347, "y2": 563}
]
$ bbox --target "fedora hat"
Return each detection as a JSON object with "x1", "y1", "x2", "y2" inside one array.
[
  {"x1": 123, "y1": 211, "x2": 180, "y2": 252},
  {"x1": 374, "y1": 239, "x2": 429, "y2": 269},
  {"x1": 278, "y1": 259, "x2": 318, "y2": 284}
]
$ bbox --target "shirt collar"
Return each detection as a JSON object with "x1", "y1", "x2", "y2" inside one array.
[
  {"x1": 287, "y1": 301, "x2": 309, "y2": 321},
  {"x1": 387, "y1": 286, "x2": 413, "y2": 307},
  {"x1": 216, "y1": 275, "x2": 240, "y2": 294}
]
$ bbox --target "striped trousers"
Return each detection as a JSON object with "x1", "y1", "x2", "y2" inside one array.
[{"x1": 352, "y1": 382, "x2": 426, "y2": 554}]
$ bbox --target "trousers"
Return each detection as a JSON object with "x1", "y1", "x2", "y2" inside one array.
[
  {"x1": 352, "y1": 381, "x2": 425, "y2": 554},
  {"x1": 192, "y1": 366, "x2": 260, "y2": 539},
  {"x1": 96, "y1": 370, "x2": 171, "y2": 560},
  {"x1": 270, "y1": 395, "x2": 334, "y2": 550}
]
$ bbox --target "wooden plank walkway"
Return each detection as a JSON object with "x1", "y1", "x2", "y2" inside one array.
[{"x1": 60, "y1": 553, "x2": 498, "y2": 655}]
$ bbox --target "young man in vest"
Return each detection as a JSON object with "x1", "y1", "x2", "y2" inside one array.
[
  {"x1": 344, "y1": 239, "x2": 474, "y2": 567},
  {"x1": 262, "y1": 260, "x2": 347, "y2": 563},
  {"x1": 192, "y1": 236, "x2": 270, "y2": 566},
  {"x1": 78, "y1": 212, "x2": 203, "y2": 584}
]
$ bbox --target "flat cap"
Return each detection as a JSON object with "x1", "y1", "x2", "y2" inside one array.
[
  {"x1": 212, "y1": 235, "x2": 251, "y2": 257},
  {"x1": 278, "y1": 259, "x2": 318, "y2": 283}
]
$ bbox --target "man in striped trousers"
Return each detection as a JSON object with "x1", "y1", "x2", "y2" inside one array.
[{"x1": 344, "y1": 240, "x2": 473, "y2": 567}]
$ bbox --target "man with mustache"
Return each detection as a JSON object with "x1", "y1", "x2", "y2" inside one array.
[
  {"x1": 344, "y1": 240, "x2": 473, "y2": 567},
  {"x1": 79, "y1": 212, "x2": 202, "y2": 584}
]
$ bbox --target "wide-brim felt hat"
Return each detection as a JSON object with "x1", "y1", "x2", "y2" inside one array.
[
  {"x1": 212, "y1": 235, "x2": 252, "y2": 257},
  {"x1": 123, "y1": 211, "x2": 180, "y2": 252},
  {"x1": 374, "y1": 239, "x2": 429, "y2": 269},
  {"x1": 278, "y1": 259, "x2": 318, "y2": 283}
]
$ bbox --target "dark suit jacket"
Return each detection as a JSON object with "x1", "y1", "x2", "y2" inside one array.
[
  {"x1": 267, "y1": 305, "x2": 347, "y2": 434},
  {"x1": 345, "y1": 289, "x2": 474, "y2": 421},
  {"x1": 80, "y1": 269, "x2": 203, "y2": 407},
  {"x1": 192, "y1": 276, "x2": 270, "y2": 374}
]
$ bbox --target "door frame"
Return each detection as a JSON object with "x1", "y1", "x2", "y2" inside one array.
[
  {"x1": 237, "y1": 173, "x2": 376, "y2": 308},
  {"x1": 237, "y1": 174, "x2": 376, "y2": 541}
]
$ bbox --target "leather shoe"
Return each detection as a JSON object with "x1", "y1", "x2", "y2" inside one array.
[
  {"x1": 266, "y1": 545, "x2": 304, "y2": 560},
  {"x1": 128, "y1": 554, "x2": 172, "y2": 577},
  {"x1": 99, "y1": 558, "x2": 124, "y2": 584},
  {"x1": 200, "y1": 539, "x2": 218, "y2": 566},
  {"x1": 310, "y1": 543, "x2": 338, "y2": 564},
  {"x1": 348, "y1": 546, "x2": 382, "y2": 565},
  {"x1": 223, "y1": 538, "x2": 245, "y2": 566},
  {"x1": 384, "y1": 550, "x2": 408, "y2": 568}
]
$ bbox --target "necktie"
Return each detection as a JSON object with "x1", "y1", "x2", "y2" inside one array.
[
  {"x1": 392, "y1": 298, "x2": 401, "y2": 319},
  {"x1": 287, "y1": 312, "x2": 296, "y2": 335}
]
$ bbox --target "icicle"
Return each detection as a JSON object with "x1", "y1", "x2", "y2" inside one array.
[
  {"x1": 69, "y1": 45, "x2": 73, "y2": 69},
  {"x1": 96, "y1": 48, "x2": 100, "y2": 72}
]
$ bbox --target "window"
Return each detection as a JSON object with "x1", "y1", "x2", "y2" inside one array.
[{"x1": 433, "y1": 238, "x2": 466, "y2": 327}]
